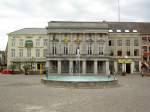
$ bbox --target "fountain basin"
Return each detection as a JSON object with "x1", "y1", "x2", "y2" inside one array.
[{"x1": 41, "y1": 76, "x2": 118, "y2": 88}]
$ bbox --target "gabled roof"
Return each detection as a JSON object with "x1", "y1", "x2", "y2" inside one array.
[{"x1": 9, "y1": 28, "x2": 47, "y2": 35}]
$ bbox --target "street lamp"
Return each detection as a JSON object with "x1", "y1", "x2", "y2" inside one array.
[
  {"x1": 122, "y1": 55, "x2": 128, "y2": 76},
  {"x1": 45, "y1": 61, "x2": 49, "y2": 79}
]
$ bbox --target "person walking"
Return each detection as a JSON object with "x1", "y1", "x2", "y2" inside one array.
[{"x1": 141, "y1": 69, "x2": 144, "y2": 78}]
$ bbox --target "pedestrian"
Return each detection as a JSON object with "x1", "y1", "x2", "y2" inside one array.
[{"x1": 141, "y1": 70, "x2": 144, "y2": 78}]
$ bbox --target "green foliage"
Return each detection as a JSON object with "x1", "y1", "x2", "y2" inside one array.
[
  {"x1": 23, "y1": 64, "x2": 30, "y2": 75},
  {"x1": 8, "y1": 64, "x2": 16, "y2": 72}
]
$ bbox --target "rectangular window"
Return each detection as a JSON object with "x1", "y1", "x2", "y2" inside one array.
[
  {"x1": 64, "y1": 44, "x2": 68, "y2": 54},
  {"x1": 117, "y1": 50, "x2": 122, "y2": 56},
  {"x1": 133, "y1": 30, "x2": 137, "y2": 32},
  {"x1": 43, "y1": 39, "x2": 48, "y2": 46},
  {"x1": 148, "y1": 37, "x2": 150, "y2": 42},
  {"x1": 109, "y1": 40, "x2": 114, "y2": 46},
  {"x1": 134, "y1": 39, "x2": 139, "y2": 46},
  {"x1": 36, "y1": 49, "x2": 40, "y2": 57},
  {"x1": 52, "y1": 43, "x2": 57, "y2": 54},
  {"x1": 19, "y1": 39, "x2": 24, "y2": 46},
  {"x1": 109, "y1": 30, "x2": 113, "y2": 32},
  {"x1": 117, "y1": 40, "x2": 122, "y2": 46},
  {"x1": 27, "y1": 48, "x2": 31, "y2": 57},
  {"x1": 143, "y1": 56, "x2": 147, "y2": 61},
  {"x1": 126, "y1": 50, "x2": 130, "y2": 56},
  {"x1": 99, "y1": 44, "x2": 103, "y2": 55},
  {"x1": 142, "y1": 37, "x2": 147, "y2": 41},
  {"x1": 12, "y1": 39, "x2": 15, "y2": 46},
  {"x1": 134, "y1": 49, "x2": 139, "y2": 56},
  {"x1": 143, "y1": 46, "x2": 147, "y2": 52},
  {"x1": 19, "y1": 49, "x2": 23, "y2": 57},
  {"x1": 125, "y1": 30, "x2": 129, "y2": 32},
  {"x1": 126, "y1": 40, "x2": 130, "y2": 46},
  {"x1": 88, "y1": 43, "x2": 92, "y2": 54},
  {"x1": 36, "y1": 39, "x2": 40, "y2": 46},
  {"x1": 11, "y1": 49, "x2": 15, "y2": 57},
  {"x1": 43, "y1": 49, "x2": 47, "y2": 57},
  {"x1": 110, "y1": 50, "x2": 114, "y2": 56},
  {"x1": 117, "y1": 29, "x2": 121, "y2": 32}
]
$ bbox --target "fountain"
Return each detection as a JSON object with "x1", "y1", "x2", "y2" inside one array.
[{"x1": 41, "y1": 47, "x2": 118, "y2": 88}]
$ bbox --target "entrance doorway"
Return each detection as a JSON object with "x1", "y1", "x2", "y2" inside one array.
[
  {"x1": 126, "y1": 63, "x2": 131, "y2": 73},
  {"x1": 86, "y1": 61, "x2": 94, "y2": 73},
  {"x1": 61, "y1": 60, "x2": 69, "y2": 73}
]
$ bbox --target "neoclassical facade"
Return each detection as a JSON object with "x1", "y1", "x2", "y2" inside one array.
[
  {"x1": 47, "y1": 21, "x2": 110, "y2": 75},
  {"x1": 7, "y1": 21, "x2": 147, "y2": 75},
  {"x1": 46, "y1": 21, "x2": 141, "y2": 75}
]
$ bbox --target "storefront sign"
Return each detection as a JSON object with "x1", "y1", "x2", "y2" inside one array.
[{"x1": 118, "y1": 59, "x2": 132, "y2": 64}]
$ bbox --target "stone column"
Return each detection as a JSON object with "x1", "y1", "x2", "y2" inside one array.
[
  {"x1": 106, "y1": 61, "x2": 110, "y2": 75},
  {"x1": 47, "y1": 60, "x2": 50, "y2": 74},
  {"x1": 58, "y1": 60, "x2": 61, "y2": 74},
  {"x1": 131, "y1": 61, "x2": 134, "y2": 74},
  {"x1": 114, "y1": 61, "x2": 118, "y2": 73},
  {"x1": 82, "y1": 60, "x2": 86, "y2": 75},
  {"x1": 139, "y1": 60, "x2": 141, "y2": 72},
  {"x1": 122, "y1": 63, "x2": 126, "y2": 73},
  {"x1": 94, "y1": 60, "x2": 98, "y2": 75},
  {"x1": 69, "y1": 60, "x2": 73, "y2": 74}
]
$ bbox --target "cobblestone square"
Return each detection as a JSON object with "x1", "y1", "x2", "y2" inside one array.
[{"x1": 0, "y1": 74, "x2": 150, "y2": 112}]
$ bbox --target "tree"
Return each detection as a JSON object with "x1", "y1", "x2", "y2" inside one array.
[
  {"x1": 8, "y1": 64, "x2": 16, "y2": 73},
  {"x1": 23, "y1": 64, "x2": 30, "y2": 75}
]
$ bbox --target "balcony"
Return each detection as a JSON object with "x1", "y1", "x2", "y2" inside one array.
[
  {"x1": 12, "y1": 57, "x2": 46, "y2": 62},
  {"x1": 46, "y1": 53, "x2": 109, "y2": 59}
]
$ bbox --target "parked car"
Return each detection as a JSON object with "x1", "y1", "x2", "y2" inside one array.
[{"x1": 1, "y1": 69, "x2": 12, "y2": 74}]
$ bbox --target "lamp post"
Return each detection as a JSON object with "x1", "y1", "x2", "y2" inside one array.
[
  {"x1": 122, "y1": 55, "x2": 128, "y2": 75},
  {"x1": 45, "y1": 61, "x2": 49, "y2": 79}
]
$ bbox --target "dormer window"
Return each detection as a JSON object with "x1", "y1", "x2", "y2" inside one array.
[
  {"x1": 109, "y1": 30, "x2": 113, "y2": 32},
  {"x1": 125, "y1": 30, "x2": 129, "y2": 32},
  {"x1": 133, "y1": 30, "x2": 137, "y2": 32},
  {"x1": 117, "y1": 29, "x2": 121, "y2": 32}
]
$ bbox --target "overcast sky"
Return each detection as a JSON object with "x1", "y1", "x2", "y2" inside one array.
[{"x1": 0, "y1": 0, "x2": 150, "y2": 50}]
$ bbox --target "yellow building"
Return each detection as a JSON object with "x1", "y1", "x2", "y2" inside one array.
[{"x1": 7, "y1": 28, "x2": 48, "y2": 73}]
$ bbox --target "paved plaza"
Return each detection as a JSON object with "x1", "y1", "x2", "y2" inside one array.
[{"x1": 0, "y1": 74, "x2": 150, "y2": 112}]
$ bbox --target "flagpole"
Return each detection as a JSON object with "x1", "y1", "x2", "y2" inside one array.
[{"x1": 117, "y1": 0, "x2": 120, "y2": 22}]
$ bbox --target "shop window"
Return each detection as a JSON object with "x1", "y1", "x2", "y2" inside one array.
[{"x1": 134, "y1": 61, "x2": 139, "y2": 72}]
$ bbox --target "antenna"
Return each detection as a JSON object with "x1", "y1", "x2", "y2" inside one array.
[{"x1": 117, "y1": 0, "x2": 120, "y2": 22}]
